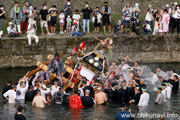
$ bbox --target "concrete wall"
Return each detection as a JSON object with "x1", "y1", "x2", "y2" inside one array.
[{"x1": 0, "y1": 35, "x2": 180, "y2": 68}]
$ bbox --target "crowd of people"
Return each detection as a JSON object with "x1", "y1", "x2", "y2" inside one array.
[
  {"x1": 1, "y1": 1, "x2": 180, "y2": 40},
  {"x1": 1, "y1": 52, "x2": 179, "y2": 120}
]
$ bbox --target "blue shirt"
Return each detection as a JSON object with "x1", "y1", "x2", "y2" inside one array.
[{"x1": 115, "y1": 111, "x2": 134, "y2": 120}]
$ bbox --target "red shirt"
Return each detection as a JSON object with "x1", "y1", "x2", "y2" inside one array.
[{"x1": 69, "y1": 94, "x2": 83, "y2": 109}]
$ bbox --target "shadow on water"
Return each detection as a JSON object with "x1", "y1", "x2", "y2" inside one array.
[{"x1": 0, "y1": 64, "x2": 180, "y2": 120}]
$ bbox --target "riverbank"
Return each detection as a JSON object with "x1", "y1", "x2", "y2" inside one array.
[{"x1": 0, "y1": 34, "x2": 180, "y2": 68}]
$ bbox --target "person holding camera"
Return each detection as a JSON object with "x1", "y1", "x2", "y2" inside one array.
[
  {"x1": 122, "y1": 2, "x2": 132, "y2": 34},
  {"x1": 10, "y1": 1, "x2": 22, "y2": 33},
  {"x1": 0, "y1": 5, "x2": 5, "y2": 39},
  {"x1": 49, "y1": 5, "x2": 58, "y2": 35},
  {"x1": 81, "y1": 2, "x2": 93, "y2": 34},
  {"x1": 114, "y1": 20, "x2": 123, "y2": 37},
  {"x1": 144, "y1": 5, "x2": 154, "y2": 27},
  {"x1": 29, "y1": 7, "x2": 38, "y2": 24},
  {"x1": 171, "y1": 3, "x2": 180, "y2": 34},
  {"x1": 27, "y1": 20, "x2": 39, "y2": 51},
  {"x1": 21, "y1": 1, "x2": 33, "y2": 33},
  {"x1": 64, "y1": 0, "x2": 73, "y2": 32},
  {"x1": 131, "y1": 3, "x2": 140, "y2": 35},
  {"x1": 7, "y1": 22, "x2": 20, "y2": 37},
  {"x1": 101, "y1": 1, "x2": 112, "y2": 34},
  {"x1": 152, "y1": 6, "x2": 163, "y2": 34},
  {"x1": 92, "y1": 7, "x2": 102, "y2": 33},
  {"x1": 143, "y1": 22, "x2": 152, "y2": 34},
  {"x1": 170, "y1": 2, "x2": 178, "y2": 30}
]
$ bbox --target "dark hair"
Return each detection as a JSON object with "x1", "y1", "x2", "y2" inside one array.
[
  {"x1": 135, "y1": 61, "x2": 139, "y2": 65},
  {"x1": 86, "y1": 2, "x2": 89, "y2": 4},
  {"x1": 34, "y1": 7, "x2": 37, "y2": 10},
  {"x1": 157, "y1": 66, "x2": 161, "y2": 69},
  {"x1": 30, "y1": 85, "x2": 34, "y2": 89},
  {"x1": 96, "y1": 7, "x2": 99, "y2": 9},
  {"x1": 141, "y1": 85, "x2": 146, "y2": 89},
  {"x1": 67, "y1": 0, "x2": 71, "y2": 2},
  {"x1": 61, "y1": 10, "x2": 64, "y2": 13},
  {"x1": 43, "y1": 4, "x2": 47, "y2": 7},
  {"x1": 15, "y1": 1, "x2": 19, "y2": 4},
  {"x1": 36, "y1": 90, "x2": 41, "y2": 94},
  {"x1": 7, "y1": 80, "x2": 12, "y2": 84},
  {"x1": 157, "y1": 87, "x2": 162, "y2": 91},
  {"x1": 164, "y1": 9, "x2": 168, "y2": 13},
  {"x1": 111, "y1": 83, "x2": 116, "y2": 87},
  {"x1": 104, "y1": 1, "x2": 108, "y2": 4},
  {"x1": 174, "y1": 75, "x2": 179, "y2": 80},
  {"x1": 52, "y1": 5, "x2": 56, "y2": 8},
  {"x1": 74, "y1": 87, "x2": 78, "y2": 94},
  {"x1": 82, "y1": 80, "x2": 87, "y2": 85},
  {"x1": 170, "y1": 69, "x2": 175, "y2": 73},
  {"x1": 156, "y1": 17, "x2": 160, "y2": 22},
  {"x1": 75, "y1": 9, "x2": 79, "y2": 12},
  {"x1": 17, "y1": 106, "x2": 24, "y2": 112},
  {"x1": 55, "y1": 53, "x2": 59, "y2": 57}
]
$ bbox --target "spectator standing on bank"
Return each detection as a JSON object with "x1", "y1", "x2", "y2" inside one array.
[
  {"x1": 29, "y1": 7, "x2": 38, "y2": 24},
  {"x1": 27, "y1": 20, "x2": 39, "y2": 51},
  {"x1": 21, "y1": 1, "x2": 33, "y2": 32},
  {"x1": 64, "y1": 0, "x2": 73, "y2": 32},
  {"x1": 144, "y1": 5, "x2": 154, "y2": 27},
  {"x1": 39, "y1": 4, "x2": 50, "y2": 35},
  {"x1": 72, "y1": 9, "x2": 81, "y2": 30},
  {"x1": 169, "y1": 2, "x2": 177, "y2": 30},
  {"x1": 10, "y1": 1, "x2": 22, "y2": 33},
  {"x1": 49, "y1": 5, "x2": 58, "y2": 35},
  {"x1": 162, "y1": 9, "x2": 170, "y2": 35},
  {"x1": 122, "y1": 2, "x2": 132, "y2": 34},
  {"x1": 101, "y1": 1, "x2": 111, "y2": 34},
  {"x1": 131, "y1": 3, "x2": 140, "y2": 35},
  {"x1": 0, "y1": 5, "x2": 5, "y2": 39},
  {"x1": 171, "y1": 4, "x2": 180, "y2": 34},
  {"x1": 81, "y1": 2, "x2": 93, "y2": 34},
  {"x1": 152, "y1": 6, "x2": 163, "y2": 34},
  {"x1": 93, "y1": 7, "x2": 102, "y2": 33},
  {"x1": 66, "y1": 14, "x2": 72, "y2": 34},
  {"x1": 59, "y1": 10, "x2": 65, "y2": 34}
]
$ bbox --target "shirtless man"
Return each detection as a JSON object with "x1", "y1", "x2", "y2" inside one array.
[
  {"x1": 32, "y1": 90, "x2": 49, "y2": 108},
  {"x1": 95, "y1": 87, "x2": 107, "y2": 105}
]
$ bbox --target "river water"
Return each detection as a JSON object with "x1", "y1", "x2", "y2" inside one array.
[{"x1": 0, "y1": 63, "x2": 179, "y2": 120}]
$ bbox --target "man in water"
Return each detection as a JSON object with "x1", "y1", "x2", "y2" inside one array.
[
  {"x1": 83, "y1": 80, "x2": 95, "y2": 98},
  {"x1": 81, "y1": 89, "x2": 94, "y2": 108},
  {"x1": 156, "y1": 66, "x2": 167, "y2": 79},
  {"x1": 25, "y1": 85, "x2": 38, "y2": 102},
  {"x1": 138, "y1": 86, "x2": 150, "y2": 106},
  {"x1": 114, "y1": 104, "x2": 134, "y2": 120},
  {"x1": 151, "y1": 71, "x2": 158, "y2": 85},
  {"x1": 160, "y1": 84, "x2": 167, "y2": 101},
  {"x1": 170, "y1": 75, "x2": 179, "y2": 94},
  {"x1": 48, "y1": 53, "x2": 65, "y2": 86},
  {"x1": 154, "y1": 87, "x2": 164, "y2": 104},
  {"x1": 95, "y1": 87, "x2": 107, "y2": 105},
  {"x1": 3, "y1": 84, "x2": 17, "y2": 103},
  {"x1": 32, "y1": 90, "x2": 49, "y2": 108},
  {"x1": 51, "y1": 81, "x2": 60, "y2": 97},
  {"x1": 69, "y1": 87, "x2": 83, "y2": 109},
  {"x1": 118, "y1": 80, "x2": 129, "y2": 104},
  {"x1": 14, "y1": 105, "x2": 26, "y2": 120},
  {"x1": 129, "y1": 87, "x2": 141, "y2": 105},
  {"x1": 128, "y1": 81, "x2": 135, "y2": 101},
  {"x1": 2, "y1": 80, "x2": 13, "y2": 98},
  {"x1": 164, "y1": 82, "x2": 171, "y2": 99}
]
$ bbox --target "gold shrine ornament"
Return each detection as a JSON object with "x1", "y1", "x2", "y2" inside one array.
[
  {"x1": 95, "y1": 57, "x2": 99, "y2": 61},
  {"x1": 89, "y1": 59, "x2": 94, "y2": 63},
  {"x1": 94, "y1": 62, "x2": 99, "y2": 67}
]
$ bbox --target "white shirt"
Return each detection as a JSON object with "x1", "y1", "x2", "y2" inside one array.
[
  {"x1": 173, "y1": 9, "x2": 180, "y2": 18},
  {"x1": 51, "y1": 86, "x2": 59, "y2": 96},
  {"x1": 146, "y1": 24, "x2": 151, "y2": 31},
  {"x1": 72, "y1": 14, "x2": 81, "y2": 24},
  {"x1": 7, "y1": 27, "x2": 17, "y2": 34},
  {"x1": 59, "y1": 13, "x2": 65, "y2": 23},
  {"x1": 3, "y1": 90, "x2": 16, "y2": 103},
  {"x1": 152, "y1": 74, "x2": 158, "y2": 85},
  {"x1": 27, "y1": 24, "x2": 36, "y2": 34},
  {"x1": 41, "y1": 88, "x2": 50, "y2": 99},
  {"x1": 161, "y1": 89, "x2": 167, "y2": 101},
  {"x1": 138, "y1": 92, "x2": 150, "y2": 106},
  {"x1": 145, "y1": 9, "x2": 153, "y2": 21},
  {"x1": 165, "y1": 86, "x2": 172, "y2": 99},
  {"x1": 78, "y1": 88, "x2": 84, "y2": 97},
  {"x1": 16, "y1": 82, "x2": 29, "y2": 100}
]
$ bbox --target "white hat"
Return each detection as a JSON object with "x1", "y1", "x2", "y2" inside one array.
[
  {"x1": 174, "y1": 2, "x2": 178, "y2": 5},
  {"x1": 9, "y1": 22, "x2": 13, "y2": 25},
  {"x1": 135, "y1": 3, "x2": 139, "y2": 7},
  {"x1": 85, "y1": 89, "x2": 90, "y2": 93},
  {"x1": 166, "y1": 4, "x2": 169, "y2": 7},
  {"x1": 148, "y1": 5, "x2": 152, "y2": 8},
  {"x1": 41, "y1": 84, "x2": 46, "y2": 88}
]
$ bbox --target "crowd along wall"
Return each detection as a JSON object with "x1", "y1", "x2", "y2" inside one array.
[{"x1": 0, "y1": 35, "x2": 180, "y2": 68}]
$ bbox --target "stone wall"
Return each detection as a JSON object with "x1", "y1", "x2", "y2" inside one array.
[{"x1": 0, "y1": 35, "x2": 180, "y2": 68}]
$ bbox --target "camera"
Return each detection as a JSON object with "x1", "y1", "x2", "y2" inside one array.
[{"x1": 33, "y1": 24, "x2": 36, "y2": 28}]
